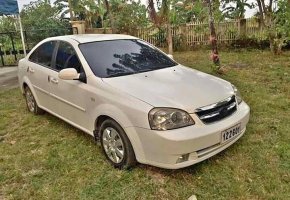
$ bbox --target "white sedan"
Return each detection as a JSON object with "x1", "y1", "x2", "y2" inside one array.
[{"x1": 18, "y1": 34, "x2": 250, "y2": 169}]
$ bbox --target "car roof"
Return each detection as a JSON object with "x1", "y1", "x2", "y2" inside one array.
[{"x1": 48, "y1": 34, "x2": 138, "y2": 44}]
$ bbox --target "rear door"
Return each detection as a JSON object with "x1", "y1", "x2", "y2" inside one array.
[{"x1": 27, "y1": 41, "x2": 57, "y2": 111}]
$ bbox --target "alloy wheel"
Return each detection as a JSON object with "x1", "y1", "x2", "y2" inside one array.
[
  {"x1": 102, "y1": 127, "x2": 125, "y2": 164},
  {"x1": 25, "y1": 89, "x2": 35, "y2": 112}
]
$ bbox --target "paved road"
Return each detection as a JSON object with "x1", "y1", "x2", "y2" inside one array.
[{"x1": 0, "y1": 67, "x2": 19, "y2": 91}]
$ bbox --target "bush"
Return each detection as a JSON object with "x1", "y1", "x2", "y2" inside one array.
[{"x1": 230, "y1": 37, "x2": 270, "y2": 49}]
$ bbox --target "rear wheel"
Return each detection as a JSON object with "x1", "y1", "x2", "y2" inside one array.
[
  {"x1": 24, "y1": 86, "x2": 44, "y2": 115},
  {"x1": 100, "y1": 119, "x2": 137, "y2": 169}
]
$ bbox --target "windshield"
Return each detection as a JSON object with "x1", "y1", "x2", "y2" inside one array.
[{"x1": 79, "y1": 39, "x2": 177, "y2": 78}]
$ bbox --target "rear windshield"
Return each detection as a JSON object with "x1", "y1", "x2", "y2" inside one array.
[{"x1": 79, "y1": 39, "x2": 177, "y2": 78}]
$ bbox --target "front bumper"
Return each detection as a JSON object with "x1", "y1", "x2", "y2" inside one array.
[{"x1": 125, "y1": 101, "x2": 250, "y2": 169}]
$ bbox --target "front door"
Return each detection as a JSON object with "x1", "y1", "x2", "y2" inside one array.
[{"x1": 48, "y1": 41, "x2": 91, "y2": 131}]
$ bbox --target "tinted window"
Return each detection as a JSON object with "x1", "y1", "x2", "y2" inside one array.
[
  {"x1": 55, "y1": 42, "x2": 82, "y2": 73},
  {"x1": 29, "y1": 41, "x2": 56, "y2": 67},
  {"x1": 79, "y1": 40, "x2": 177, "y2": 78}
]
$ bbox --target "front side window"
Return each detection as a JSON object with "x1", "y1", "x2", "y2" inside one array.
[
  {"x1": 79, "y1": 39, "x2": 177, "y2": 78},
  {"x1": 55, "y1": 42, "x2": 82, "y2": 73},
  {"x1": 29, "y1": 41, "x2": 56, "y2": 67}
]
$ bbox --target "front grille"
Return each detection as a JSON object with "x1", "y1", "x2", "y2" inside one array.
[{"x1": 195, "y1": 95, "x2": 237, "y2": 124}]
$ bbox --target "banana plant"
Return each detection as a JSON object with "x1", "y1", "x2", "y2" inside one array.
[{"x1": 221, "y1": 0, "x2": 253, "y2": 19}]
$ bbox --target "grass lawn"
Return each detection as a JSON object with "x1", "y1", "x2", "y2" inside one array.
[{"x1": 0, "y1": 49, "x2": 290, "y2": 200}]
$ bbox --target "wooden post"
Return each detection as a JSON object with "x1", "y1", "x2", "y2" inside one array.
[
  {"x1": 239, "y1": 18, "x2": 247, "y2": 38},
  {"x1": 167, "y1": 23, "x2": 173, "y2": 55},
  {"x1": 180, "y1": 24, "x2": 188, "y2": 50}
]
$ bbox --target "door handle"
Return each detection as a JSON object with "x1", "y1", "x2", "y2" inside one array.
[
  {"x1": 27, "y1": 67, "x2": 35, "y2": 73},
  {"x1": 50, "y1": 77, "x2": 58, "y2": 84}
]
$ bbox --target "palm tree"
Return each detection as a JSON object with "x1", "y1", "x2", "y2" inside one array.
[
  {"x1": 222, "y1": 0, "x2": 253, "y2": 19},
  {"x1": 207, "y1": 0, "x2": 220, "y2": 67},
  {"x1": 55, "y1": 0, "x2": 91, "y2": 20},
  {"x1": 103, "y1": 0, "x2": 116, "y2": 32},
  {"x1": 147, "y1": 0, "x2": 173, "y2": 54},
  {"x1": 54, "y1": 0, "x2": 108, "y2": 28}
]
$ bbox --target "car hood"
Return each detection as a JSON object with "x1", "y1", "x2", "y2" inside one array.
[{"x1": 102, "y1": 65, "x2": 234, "y2": 113}]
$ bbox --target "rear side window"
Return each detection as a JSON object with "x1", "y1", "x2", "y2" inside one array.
[
  {"x1": 55, "y1": 42, "x2": 82, "y2": 73},
  {"x1": 29, "y1": 41, "x2": 56, "y2": 67}
]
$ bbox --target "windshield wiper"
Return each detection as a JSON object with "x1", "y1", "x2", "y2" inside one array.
[
  {"x1": 106, "y1": 71, "x2": 135, "y2": 78},
  {"x1": 106, "y1": 66, "x2": 174, "y2": 78},
  {"x1": 137, "y1": 66, "x2": 173, "y2": 73},
  {"x1": 138, "y1": 68, "x2": 155, "y2": 73}
]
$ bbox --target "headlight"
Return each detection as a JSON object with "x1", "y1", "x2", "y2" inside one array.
[
  {"x1": 232, "y1": 85, "x2": 243, "y2": 104},
  {"x1": 148, "y1": 108, "x2": 195, "y2": 131}
]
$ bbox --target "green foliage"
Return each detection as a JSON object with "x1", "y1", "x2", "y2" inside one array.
[
  {"x1": 21, "y1": 0, "x2": 69, "y2": 30},
  {"x1": 54, "y1": 0, "x2": 88, "y2": 20},
  {"x1": 54, "y1": 0, "x2": 149, "y2": 30},
  {"x1": 275, "y1": 0, "x2": 290, "y2": 41},
  {"x1": 173, "y1": 33, "x2": 187, "y2": 51},
  {"x1": 0, "y1": 16, "x2": 16, "y2": 32},
  {"x1": 111, "y1": 0, "x2": 149, "y2": 34},
  {"x1": 152, "y1": 28, "x2": 167, "y2": 47},
  {"x1": 20, "y1": 0, "x2": 70, "y2": 46},
  {"x1": 169, "y1": 0, "x2": 224, "y2": 24},
  {"x1": 266, "y1": 0, "x2": 290, "y2": 54},
  {"x1": 221, "y1": 0, "x2": 253, "y2": 19},
  {"x1": 0, "y1": 16, "x2": 17, "y2": 53},
  {"x1": 54, "y1": 0, "x2": 104, "y2": 28}
]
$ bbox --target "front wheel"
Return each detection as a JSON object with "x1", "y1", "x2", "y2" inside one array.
[{"x1": 100, "y1": 119, "x2": 137, "y2": 169}]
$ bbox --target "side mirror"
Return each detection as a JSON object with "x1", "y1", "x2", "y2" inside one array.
[
  {"x1": 58, "y1": 68, "x2": 79, "y2": 80},
  {"x1": 167, "y1": 54, "x2": 174, "y2": 59}
]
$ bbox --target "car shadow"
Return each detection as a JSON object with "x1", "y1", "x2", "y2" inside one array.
[
  {"x1": 137, "y1": 146, "x2": 238, "y2": 180},
  {"x1": 42, "y1": 111, "x2": 96, "y2": 144},
  {"x1": 40, "y1": 110, "x2": 237, "y2": 176}
]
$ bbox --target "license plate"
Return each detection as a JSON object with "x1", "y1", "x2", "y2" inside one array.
[{"x1": 221, "y1": 123, "x2": 241, "y2": 143}]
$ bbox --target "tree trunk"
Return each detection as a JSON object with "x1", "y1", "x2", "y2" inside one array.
[
  {"x1": 68, "y1": 0, "x2": 74, "y2": 21},
  {"x1": 167, "y1": 23, "x2": 173, "y2": 55},
  {"x1": 104, "y1": 0, "x2": 116, "y2": 33},
  {"x1": 108, "y1": 14, "x2": 116, "y2": 33},
  {"x1": 147, "y1": 0, "x2": 158, "y2": 25},
  {"x1": 256, "y1": 0, "x2": 265, "y2": 28},
  {"x1": 207, "y1": 0, "x2": 220, "y2": 67}
]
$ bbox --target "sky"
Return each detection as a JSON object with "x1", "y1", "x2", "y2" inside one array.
[
  {"x1": 16, "y1": 0, "x2": 257, "y2": 18},
  {"x1": 16, "y1": 0, "x2": 44, "y2": 10}
]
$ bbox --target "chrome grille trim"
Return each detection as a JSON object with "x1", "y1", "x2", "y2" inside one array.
[{"x1": 195, "y1": 95, "x2": 237, "y2": 124}]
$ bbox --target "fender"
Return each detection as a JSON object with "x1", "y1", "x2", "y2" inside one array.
[
  {"x1": 21, "y1": 76, "x2": 42, "y2": 107},
  {"x1": 91, "y1": 103, "x2": 147, "y2": 163},
  {"x1": 92, "y1": 103, "x2": 134, "y2": 128}
]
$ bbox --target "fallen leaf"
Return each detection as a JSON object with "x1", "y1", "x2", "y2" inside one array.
[
  {"x1": 188, "y1": 194, "x2": 197, "y2": 200},
  {"x1": 10, "y1": 140, "x2": 16, "y2": 145}
]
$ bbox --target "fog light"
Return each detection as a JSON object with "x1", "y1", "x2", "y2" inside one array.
[
  {"x1": 189, "y1": 152, "x2": 198, "y2": 160},
  {"x1": 176, "y1": 154, "x2": 189, "y2": 163}
]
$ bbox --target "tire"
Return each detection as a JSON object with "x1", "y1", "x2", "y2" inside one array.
[
  {"x1": 100, "y1": 119, "x2": 137, "y2": 169},
  {"x1": 24, "y1": 86, "x2": 45, "y2": 115}
]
